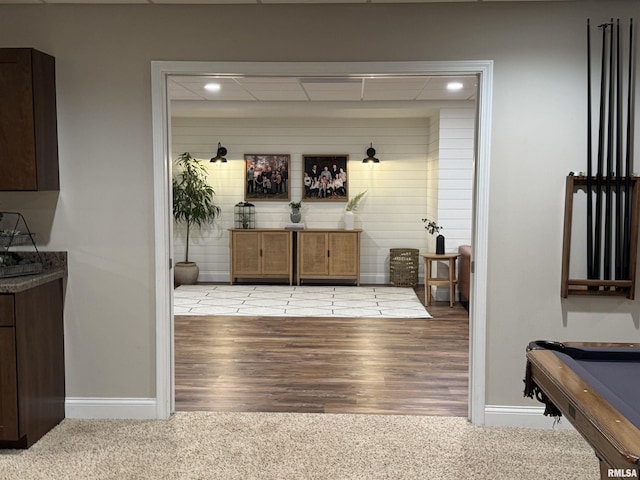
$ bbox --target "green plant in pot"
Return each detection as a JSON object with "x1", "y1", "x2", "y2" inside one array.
[
  {"x1": 173, "y1": 152, "x2": 221, "y2": 285},
  {"x1": 344, "y1": 190, "x2": 366, "y2": 230},
  {"x1": 289, "y1": 200, "x2": 302, "y2": 223}
]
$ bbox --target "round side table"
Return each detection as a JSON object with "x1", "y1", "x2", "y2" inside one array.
[{"x1": 421, "y1": 252, "x2": 460, "y2": 307}]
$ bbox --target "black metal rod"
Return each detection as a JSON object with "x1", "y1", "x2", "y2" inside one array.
[
  {"x1": 604, "y1": 19, "x2": 614, "y2": 281},
  {"x1": 615, "y1": 19, "x2": 623, "y2": 280},
  {"x1": 587, "y1": 19, "x2": 595, "y2": 280},
  {"x1": 594, "y1": 22, "x2": 609, "y2": 280},
  {"x1": 623, "y1": 18, "x2": 635, "y2": 279}
]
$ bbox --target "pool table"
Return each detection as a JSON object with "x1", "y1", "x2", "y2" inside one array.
[{"x1": 524, "y1": 341, "x2": 640, "y2": 480}]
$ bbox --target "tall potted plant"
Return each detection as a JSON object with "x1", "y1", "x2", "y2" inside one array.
[{"x1": 173, "y1": 152, "x2": 221, "y2": 285}]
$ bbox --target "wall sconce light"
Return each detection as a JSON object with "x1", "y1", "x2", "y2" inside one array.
[
  {"x1": 210, "y1": 142, "x2": 228, "y2": 165},
  {"x1": 363, "y1": 143, "x2": 380, "y2": 168}
]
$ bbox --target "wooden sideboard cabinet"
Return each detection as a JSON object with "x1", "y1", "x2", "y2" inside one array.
[
  {"x1": 0, "y1": 48, "x2": 59, "y2": 191},
  {"x1": 297, "y1": 230, "x2": 361, "y2": 285},
  {"x1": 0, "y1": 278, "x2": 65, "y2": 448},
  {"x1": 229, "y1": 229, "x2": 293, "y2": 285}
]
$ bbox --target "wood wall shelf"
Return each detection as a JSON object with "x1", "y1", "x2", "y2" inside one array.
[{"x1": 561, "y1": 175, "x2": 640, "y2": 299}]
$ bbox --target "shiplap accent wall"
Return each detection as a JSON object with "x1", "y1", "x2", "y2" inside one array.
[
  {"x1": 426, "y1": 108, "x2": 475, "y2": 300},
  {"x1": 171, "y1": 113, "x2": 473, "y2": 284},
  {"x1": 426, "y1": 111, "x2": 440, "y2": 252},
  {"x1": 438, "y1": 108, "x2": 475, "y2": 251}
]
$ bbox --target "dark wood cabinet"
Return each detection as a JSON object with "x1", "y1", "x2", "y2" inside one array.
[
  {"x1": 0, "y1": 48, "x2": 59, "y2": 191},
  {"x1": 0, "y1": 279, "x2": 65, "y2": 448}
]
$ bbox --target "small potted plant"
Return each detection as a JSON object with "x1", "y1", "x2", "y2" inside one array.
[
  {"x1": 172, "y1": 152, "x2": 221, "y2": 285},
  {"x1": 289, "y1": 200, "x2": 302, "y2": 223},
  {"x1": 422, "y1": 218, "x2": 445, "y2": 254},
  {"x1": 344, "y1": 190, "x2": 366, "y2": 230}
]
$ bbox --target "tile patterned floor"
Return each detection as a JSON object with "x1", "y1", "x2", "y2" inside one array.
[{"x1": 174, "y1": 285, "x2": 432, "y2": 318}]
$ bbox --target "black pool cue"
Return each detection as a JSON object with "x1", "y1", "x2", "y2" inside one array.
[
  {"x1": 615, "y1": 19, "x2": 623, "y2": 281},
  {"x1": 604, "y1": 19, "x2": 614, "y2": 281},
  {"x1": 587, "y1": 19, "x2": 595, "y2": 280},
  {"x1": 594, "y1": 22, "x2": 609, "y2": 280},
  {"x1": 623, "y1": 18, "x2": 635, "y2": 279}
]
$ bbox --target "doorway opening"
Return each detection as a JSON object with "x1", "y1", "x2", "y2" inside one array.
[{"x1": 151, "y1": 61, "x2": 493, "y2": 423}]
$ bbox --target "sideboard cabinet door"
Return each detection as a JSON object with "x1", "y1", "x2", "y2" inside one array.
[
  {"x1": 0, "y1": 48, "x2": 59, "y2": 191},
  {"x1": 231, "y1": 231, "x2": 262, "y2": 277},
  {"x1": 261, "y1": 231, "x2": 292, "y2": 276},
  {"x1": 328, "y1": 232, "x2": 359, "y2": 277},
  {"x1": 229, "y1": 229, "x2": 293, "y2": 284},
  {"x1": 297, "y1": 230, "x2": 360, "y2": 285},
  {"x1": 298, "y1": 232, "x2": 329, "y2": 277}
]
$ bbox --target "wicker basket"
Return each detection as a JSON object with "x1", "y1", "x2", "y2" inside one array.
[{"x1": 389, "y1": 248, "x2": 419, "y2": 287}]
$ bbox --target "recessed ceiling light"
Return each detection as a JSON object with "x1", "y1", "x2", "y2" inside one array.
[
  {"x1": 447, "y1": 82, "x2": 464, "y2": 91},
  {"x1": 204, "y1": 83, "x2": 221, "y2": 92}
]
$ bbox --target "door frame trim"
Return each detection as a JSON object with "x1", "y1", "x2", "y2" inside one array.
[{"x1": 151, "y1": 60, "x2": 493, "y2": 423}]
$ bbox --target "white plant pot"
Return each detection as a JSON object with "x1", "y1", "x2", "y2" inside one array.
[
  {"x1": 174, "y1": 262, "x2": 199, "y2": 286},
  {"x1": 344, "y1": 211, "x2": 355, "y2": 230}
]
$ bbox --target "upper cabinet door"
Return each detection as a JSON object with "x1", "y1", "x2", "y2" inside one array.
[{"x1": 0, "y1": 49, "x2": 59, "y2": 191}]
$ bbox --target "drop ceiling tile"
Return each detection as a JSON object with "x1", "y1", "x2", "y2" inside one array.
[
  {"x1": 172, "y1": 76, "x2": 257, "y2": 101},
  {"x1": 168, "y1": 80, "x2": 205, "y2": 100},
  {"x1": 236, "y1": 77, "x2": 308, "y2": 101},
  {"x1": 363, "y1": 77, "x2": 429, "y2": 101},
  {"x1": 301, "y1": 79, "x2": 363, "y2": 101}
]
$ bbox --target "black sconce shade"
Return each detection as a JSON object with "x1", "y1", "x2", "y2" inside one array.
[
  {"x1": 363, "y1": 143, "x2": 380, "y2": 165},
  {"x1": 210, "y1": 142, "x2": 228, "y2": 163}
]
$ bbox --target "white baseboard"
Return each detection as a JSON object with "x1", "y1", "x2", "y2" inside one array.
[
  {"x1": 66, "y1": 397, "x2": 158, "y2": 420},
  {"x1": 484, "y1": 405, "x2": 575, "y2": 430},
  {"x1": 64, "y1": 399, "x2": 574, "y2": 429}
]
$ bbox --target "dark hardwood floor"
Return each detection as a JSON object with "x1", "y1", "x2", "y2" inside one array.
[{"x1": 174, "y1": 286, "x2": 469, "y2": 416}]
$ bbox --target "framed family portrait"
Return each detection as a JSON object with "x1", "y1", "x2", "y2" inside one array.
[
  {"x1": 244, "y1": 154, "x2": 291, "y2": 201},
  {"x1": 302, "y1": 154, "x2": 349, "y2": 203}
]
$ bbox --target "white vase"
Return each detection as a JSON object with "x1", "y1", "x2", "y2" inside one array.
[{"x1": 344, "y1": 211, "x2": 355, "y2": 230}]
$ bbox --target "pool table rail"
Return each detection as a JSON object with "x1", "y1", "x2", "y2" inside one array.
[{"x1": 526, "y1": 348, "x2": 640, "y2": 477}]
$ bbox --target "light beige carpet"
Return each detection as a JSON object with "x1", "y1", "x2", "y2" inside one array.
[{"x1": 0, "y1": 412, "x2": 598, "y2": 479}]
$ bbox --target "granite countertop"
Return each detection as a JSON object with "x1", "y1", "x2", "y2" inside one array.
[{"x1": 0, "y1": 252, "x2": 67, "y2": 294}]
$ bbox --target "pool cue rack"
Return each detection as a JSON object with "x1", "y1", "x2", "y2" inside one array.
[{"x1": 561, "y1": 175, "x2": 640, "y2": 298}]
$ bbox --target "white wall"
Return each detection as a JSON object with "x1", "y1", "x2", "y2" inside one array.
[
  {"x1": 437, "y1": 107, "x2": 475, "y2": 252},
  {"x1": 172, "y1": 109, "x2": 474, "y2": 285},
  {"x1": 426, "y1": 111, "x2": 440, "y2": 253},
  {"x1": 172, "y1": 116, "x2": 446, "y2": 284},
  {"x1": 0, "y1": 1, "x2": 638, "y2": 419},
  {"x1": 424, "y1": 107, "x2": 475, "y2": 300}
]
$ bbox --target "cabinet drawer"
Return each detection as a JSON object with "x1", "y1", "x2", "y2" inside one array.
[{"x1": 0, "y1": 295, "x2": 14, "y2": 326}]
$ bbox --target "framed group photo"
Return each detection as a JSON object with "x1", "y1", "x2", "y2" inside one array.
[
  {"x1": 244, "y1": 154, "x2": 291, "y2": 201},
  {"x1": 302, "y1": 154, "x2": 348, "y2": 202}
]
